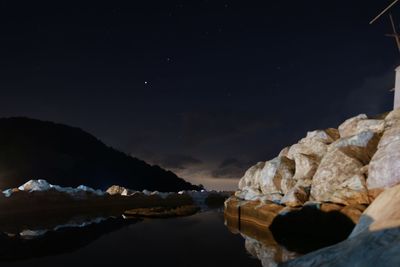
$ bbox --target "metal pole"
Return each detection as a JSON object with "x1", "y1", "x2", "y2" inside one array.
[{"x1": 370, "y1": 0, "x2": 400, "y2": 24}]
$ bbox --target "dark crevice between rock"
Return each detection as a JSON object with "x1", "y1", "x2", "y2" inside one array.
[{"x1": 269, "y1": 206, "x2": 356, "y2": 254}]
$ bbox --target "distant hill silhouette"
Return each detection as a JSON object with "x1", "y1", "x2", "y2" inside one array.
[{"x1": 0, "y1": 117, "x2": 200, "y2": 191}]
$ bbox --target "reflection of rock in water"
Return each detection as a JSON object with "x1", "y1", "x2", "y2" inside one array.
[
  {"x1": 244, "y1": 236, "x2": 297, "y2": 267},
  {"x1": 224, "y1": 198, "x2": 362, "y2": 266},
  {"x1": 225, "y1": 211, "x2": 298, "y2": 267},
  {"x1": 0, "y1": 215, "x2": 139, "y2": 262},
  {"x1": 0, "y1": 210, "x2": 125, "y2": 235}
]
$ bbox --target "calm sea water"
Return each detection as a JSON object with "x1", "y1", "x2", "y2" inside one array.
[{"x1": 1, "y1": 211, "x2": 261, "y2": 267}]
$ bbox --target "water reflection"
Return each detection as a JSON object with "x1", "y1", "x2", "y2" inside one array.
[
  {"x1": 0, "y1": 211, "x2": 261, "y2": 267},
  {"x1": 0, "y1": 213, "x2": 138, "y2": 262},
  {"x1": 224, "y1": 212, "x2": 299, "y2": 267}
]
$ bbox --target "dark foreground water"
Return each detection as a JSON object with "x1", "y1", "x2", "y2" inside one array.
[{"x1": 0, "y1": 211, "x2": 261, "y2": 267}]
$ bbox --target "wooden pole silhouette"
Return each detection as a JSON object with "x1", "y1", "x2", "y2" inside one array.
[
  {"x1": 370, "y1": 0, "x2": 400, "y2": 24},
  {"x1": 385, "y1": 13, "x2": 400, "y2": 55}
]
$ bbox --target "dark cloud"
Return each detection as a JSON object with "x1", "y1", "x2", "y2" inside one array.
[
  {"x1": 211, "y1": 158, "x2": 252, "y2": 179},
  {"x1": 343, "y1": 70, "x2": 394, "y2": 117},
  {"x1": 156, "y1": 154, "x2": 203, "y2": 170},
  {"x1": 181, "y1": 110, "x2": 279, "y2": 146}
]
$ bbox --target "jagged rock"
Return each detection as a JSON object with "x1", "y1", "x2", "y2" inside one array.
[
  {"x1": 258, "y1": 156, "x2": 295, "y2": 197},
  {"x1": 367, "y1": 142, "x2": 400, "y2": 189},
  {"x1": 287, "y1": 129, "x2": 338, "y2": 161},
  {"x1": 383, "y1": 108, "x2": 400, "y2": 127},
  {"x1": 338, "y1": 113, "x2": 385, "y2": 138},
  {"x1": 325, "y1": 128, "x2": 341, "y2": 141},
  {"x1": 287, "y1": 140, "x2": 327, "y2": 162},
  {"x1": 310, "y1": 130, "x2": 379, "y2": 205},
  {"x1": 292, "y1": 154, "x2": 319, "y2": 181},
  {"x1": 304, "y1": 129, "x2": 340, "y2": 144},
  {"x1": 310, "y1": 147, "x2": 370, "y2": 205},
  {"x1": 338, "y1": 114, "x2": 368, "y2": 137},
  {"x1": 356, "y1": 119, "x2": 385, "y2": 134},
  {"x1": 237, "y1": 157, "x2": 295, "y2": 202},
  {"x1": 238, "y1": 162, "x2": 266, "y2": 190},
  {"x1": 368, "y1": 110, "x2": 400, "y2": 189},
  {"x1": 280, "y1": 185, "x2": 309, "y2": 207},
  {"x1": 280, "y1": 153, "x2": 316, "y2": 207},
  {"x1": 376, "y1": 125, "x2": 400, "y2": 148},
  {"x1": 235, "y1": 187, "x2": 263, "y2": 201},
  {"x1": 278, "y1": 147, "x2": 290, "y2": 157},
  {"x1": 329, "y1": 130, "x2": 380, "y2": 164}
]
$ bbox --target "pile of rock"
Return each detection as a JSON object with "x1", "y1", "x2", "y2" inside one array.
[
  {"x1": 235, "y1": 111, "x2": 395, "y2": 207},
  {"x1": 226, "y1": 109, "x2": 400, "y2": 266}
]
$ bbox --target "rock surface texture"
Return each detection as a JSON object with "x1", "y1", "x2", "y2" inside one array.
[{"x1": 368, "y1": 109, "x2": 400, "y2": 189}]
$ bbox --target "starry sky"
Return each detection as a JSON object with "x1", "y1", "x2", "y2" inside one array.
[{"x1": 0, "y1": 1, "x2": 398, "y2": 190}]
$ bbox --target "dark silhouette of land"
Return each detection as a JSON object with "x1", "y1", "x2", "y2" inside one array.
[{"x1": 0, "y1": 117, "x2": 200, "y2": 192}]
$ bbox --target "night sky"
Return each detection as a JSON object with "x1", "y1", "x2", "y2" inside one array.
[{"x1": 0, "y1": 1, "x2": 398, "y2": 190}]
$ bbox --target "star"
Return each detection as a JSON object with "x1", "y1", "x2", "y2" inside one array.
[{"x1": 144, "y1": 81, "x2": 149, "y2": 85}]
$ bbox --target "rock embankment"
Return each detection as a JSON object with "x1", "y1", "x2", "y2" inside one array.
[
  {"x1": 233, "y1": 110, "x2": 400, "y2": 208},
  {"x1": 225, "y1": 109, "x2": 400, "y2": 266},
  {"x1": 0, "y1": 180, "x2": 229, "y2": 217}
]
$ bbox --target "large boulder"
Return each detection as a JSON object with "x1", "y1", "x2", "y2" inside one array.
[
  {"x1": 235, "y1": 187, "x2": 264, "y2": 201},
  {"x1": 310, "y1": 149, "x2": 369, "y2": 205},
  {"x1": 338, "y1": 113, "x2": 385, "y2": 138},
  {"x1": 367, "y1": 140, "x2": 400, "y2": 189},
  {"x1": 338, "y1": 114, "x2": 367, "y2": 137},
  {"x1": 280, "y1": 130, "x2": 337, "y2": 207},
  {"x1": 287, "y1": 129, "x2": 339, "y2": 162},
  {"x1": 292, "y1": 154, "x2": 319, "y2": 181},
  {"x1": 329, "y1": 130, "x2": 380, "y2": 164},
  {"x1": 237, "y1": 157, "x2": 295, "y2": 202},
  {"x1": 238, "y1": 162, "x2": 266, "y2": 190},
  {"x1": 368, "y1": 110, "x2": 400, "y2": 189},
  {"x1": 310, "y1": 130, "x2": 379, "y2": 205},
  {"x1": 258, "y1": 156, "x2": 295, "y2": 199}
]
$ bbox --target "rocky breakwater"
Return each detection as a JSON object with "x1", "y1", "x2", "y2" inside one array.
[
  {"x1": 0, "y1": 180, "x2": 229, "y2": 220},
  {"x1": 225, "y1": 110, "x2": 400, "y2": 264}
]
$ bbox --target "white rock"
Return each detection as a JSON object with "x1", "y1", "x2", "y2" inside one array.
[
  {"x1": 368, "y1": 139, "x2": 400, "y2": 189},
  {"x1": 311, "y1": 147, "x2": 370, "y2": 205},
  {"x1": 10, "y1": 179, "x2": 106, "y2": 198},
  {"x1": 238, "y1": 162, "x2": 266, "y2": 190},
  {"x1": 258, "y1": 156, "x2": 295, "y2": 196},
  {"x1": 368, "y1": 119, "x2": 400, "y2": 189},
  {"x1": 292, "y1": 153, "x2": 319, "y2": 181},
  {"x1": 18, "y1": 179, "x2": 52, "y2": 192},
  {"x1": 338, "y1": 114, "x2": 368, "y2": 138},
  {"x1": 329, "y1": 130, "x2": 380, "y2": 164}
]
